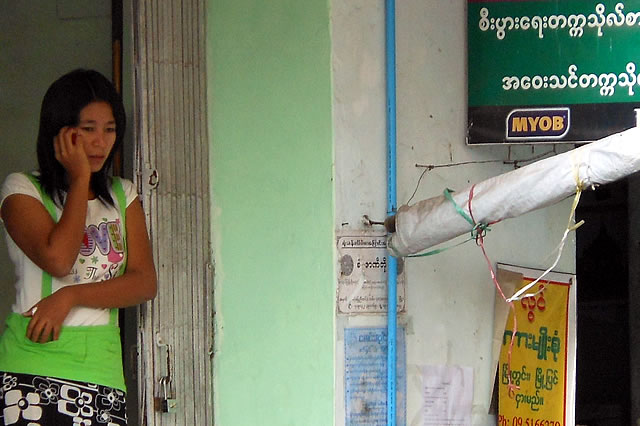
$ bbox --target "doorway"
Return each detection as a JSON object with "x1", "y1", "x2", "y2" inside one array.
[
  {"x1": 0, "y1": 2, "x2": 214, "y2": 424},
  {"x1": 0, "y1": 1, "x2": 115, "y2": 331},
  {"x1": 575, "y1": 178, "x2": 631, "y2": 425}
]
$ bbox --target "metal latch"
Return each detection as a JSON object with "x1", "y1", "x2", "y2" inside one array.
[{"x1": 156, "y1": 333, "x2": 178, "y2": 414}]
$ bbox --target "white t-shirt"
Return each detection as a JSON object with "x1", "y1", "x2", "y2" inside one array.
[{"x1": 0, "y1": 172, "x2": 138, "y2": 326}]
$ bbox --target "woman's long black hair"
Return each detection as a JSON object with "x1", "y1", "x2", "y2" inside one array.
[{"x1": 36, "y1": 69, "x2": 126, "y2": 207}]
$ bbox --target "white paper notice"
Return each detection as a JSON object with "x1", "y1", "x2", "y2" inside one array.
[
  {"x1": 422, "y1": 365, "x2": 473, "y2": 426},
  {"x1": 336, "y1": 233, "x2": 406, "y2": 314}
]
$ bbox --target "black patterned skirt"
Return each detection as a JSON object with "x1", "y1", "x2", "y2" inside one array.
[{"x1": 0, "y1": 371, "x2": 127, "y2": 425}]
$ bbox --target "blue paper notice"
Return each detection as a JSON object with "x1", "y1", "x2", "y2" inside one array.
[{"x1": 345, "y1": 327, "x2": 406, "y2": 425}]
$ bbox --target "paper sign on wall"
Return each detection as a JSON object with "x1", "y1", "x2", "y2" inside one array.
[
  {"x1": 422, "y1": 365, "x2": 473, "y2": 426},
  {"x1": 344, "y1": 327, "x2": 407, "y2": 425},
  {"x1": 337, "y1": 233, "x2": 406, "y2": 314},
  {"x1": 496, "y1": 264, "x2": 576, "y2": 426}
]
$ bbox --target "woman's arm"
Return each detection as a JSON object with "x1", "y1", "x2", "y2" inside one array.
[
  {"x1": 1, "y1": 127, "x2": 91, "y2": 277},
  {"x1": 24, "y1": 198, "x2": 158, "y2": 342},
  {"x1": 2, "y1": 179, "x2": 89, "y2": 277}
]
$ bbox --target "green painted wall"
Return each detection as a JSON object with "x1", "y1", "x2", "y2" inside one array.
[{"x1": 208, "y1": 1, "x2": 335, "y2": 424}]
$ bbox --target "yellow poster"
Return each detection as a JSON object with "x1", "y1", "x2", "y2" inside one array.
[{"x1": 497, "y1": 264, "x2": 576, "y2": 426}]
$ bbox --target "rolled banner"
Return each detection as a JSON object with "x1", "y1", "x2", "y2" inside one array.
[{"x1": 388, "y1": 126, "x2": 640, "y2": 257}]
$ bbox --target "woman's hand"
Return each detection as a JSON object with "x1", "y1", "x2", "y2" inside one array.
[
  {"x1": 54, "y1": 126, "x2": 90, "y2": 184},
  {"x1": 23, "y1": 287, "x2": 75, "y2": 343}
]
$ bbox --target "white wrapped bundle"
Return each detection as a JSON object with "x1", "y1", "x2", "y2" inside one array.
[{"x1": 389, "y1": 126, "x2": 640, "y2": 257}]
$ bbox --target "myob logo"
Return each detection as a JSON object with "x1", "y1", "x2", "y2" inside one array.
[{"x1": 506, "y1": 108, "x2": 570, "y2": 141}]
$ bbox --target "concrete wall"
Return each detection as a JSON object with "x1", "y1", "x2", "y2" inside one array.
[
  {"x1": 331, "y1": 1, "x2": 575, "y2": 424},
  {"x1": 208, "y1": 1, "x2": 575, "y2": 424},
  {"x1": 0, "y1": 0, "x2": 112, "y2": 330},
  {"x1": 2, "y1": 1, "x2": 580, "y2": 424}
]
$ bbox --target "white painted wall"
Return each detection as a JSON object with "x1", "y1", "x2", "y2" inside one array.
[{"x1": 332, "y1": 1, "x2": 576, "y2": 424}]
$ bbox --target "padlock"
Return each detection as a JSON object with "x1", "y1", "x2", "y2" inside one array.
[
  {"x1": 160, "y1": 376, "x2": 178, "y2": 414},
  {"x1": 161, "y1": 398, "x2": 178, "y2": 414}
]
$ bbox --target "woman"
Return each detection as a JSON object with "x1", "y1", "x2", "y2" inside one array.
[{"x1": 0, "y1": 69, "x2": 157, "y2": 425}]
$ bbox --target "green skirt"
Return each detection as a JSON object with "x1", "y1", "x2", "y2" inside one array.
[{"x1": 0, "y1": 313, "x2": 126, "y2": 391}]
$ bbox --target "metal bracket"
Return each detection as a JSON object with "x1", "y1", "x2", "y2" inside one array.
[{"x1": 144, "y1": 167, "x2": 159, "y2": 190}]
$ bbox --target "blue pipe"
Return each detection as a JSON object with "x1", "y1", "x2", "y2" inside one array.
[{"x1": 385, "y1": 0, "x2": 398, "y2": 424}]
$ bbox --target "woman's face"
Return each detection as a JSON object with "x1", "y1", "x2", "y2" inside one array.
[{"x1": 76, "y1": 101, "x2": 117, "y2": 172}]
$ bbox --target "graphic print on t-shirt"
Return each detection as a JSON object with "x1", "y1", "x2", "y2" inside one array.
[{"x1": 75, "y1": 217, "x2": 125, "y2": 283}]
